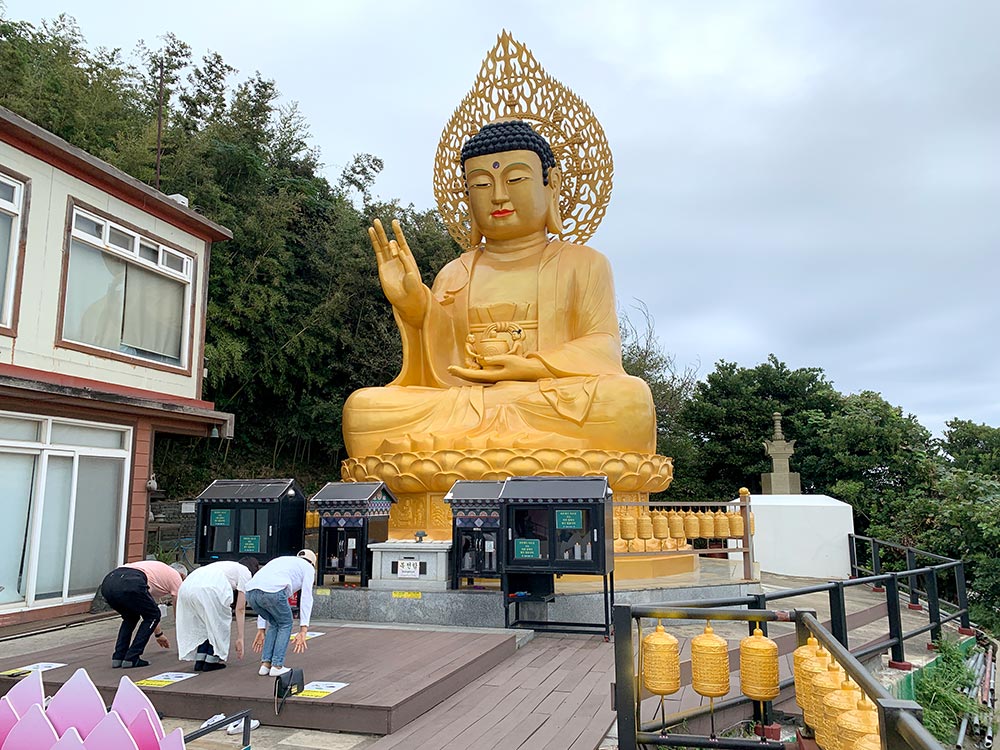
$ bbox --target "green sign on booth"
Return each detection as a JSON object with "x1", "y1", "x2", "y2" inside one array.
[
  {"x1": 239, "y1": 535, "x2": 261, "y2": 553},
  {"x1": 209, "y1": 509, "x2": 231, "y2": 526},
  {"x1": 555, "y1": 509, "x2": 583, "y2": 529},
  {"x1": 513, "y1": 538, "x2": 541, "y2": 558}
]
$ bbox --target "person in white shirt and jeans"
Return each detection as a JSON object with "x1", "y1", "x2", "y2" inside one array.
[{"x1": 246, "y1": 549, "x2": 316, "y2": 677}]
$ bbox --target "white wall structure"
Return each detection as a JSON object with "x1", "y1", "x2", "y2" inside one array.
[{"x1": 744, "y1": 494, "x2": 855, "y2": 579}]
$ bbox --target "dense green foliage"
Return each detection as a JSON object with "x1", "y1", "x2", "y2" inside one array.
[
  {"x1": 2, "y1": 10, "x2": 999, "y2": 628},
  {"x1": 914, "y1": 638, "x2": 988, "y2": 742}
]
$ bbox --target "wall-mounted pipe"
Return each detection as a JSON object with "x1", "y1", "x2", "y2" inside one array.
[{"x1": 955, "y1": 651, "x2": 985, "y2": 750}]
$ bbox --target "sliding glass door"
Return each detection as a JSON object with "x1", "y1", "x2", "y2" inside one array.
[
  {"x1": 0, "y1": 450, "x2": 38, "y2": 606},
  {"x1": 0, "y1": 413, "x2": 131, "y2": 611}
]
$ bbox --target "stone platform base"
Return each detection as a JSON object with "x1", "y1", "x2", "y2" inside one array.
[{"x1": 312, "y1": 573, "x2": 758, "y2": 629}]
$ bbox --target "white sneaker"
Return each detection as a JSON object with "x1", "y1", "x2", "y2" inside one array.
[
  {"x1": 200, "y1": 713, "x2": 226, "y2": 729},
  {"x1": 269, "y1": 666, "x2": 291, "y2": 677},
  {"x1": 226, "y1": 718, "x2": 261, "y2": 735},
  {"x1": 257, "y1": 664, "x2": 270, "y2": 676}
]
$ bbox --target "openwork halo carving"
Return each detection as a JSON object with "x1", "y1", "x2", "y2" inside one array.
[{"x1": 434, "y1": 31, "x2": 614, "y2": 251}]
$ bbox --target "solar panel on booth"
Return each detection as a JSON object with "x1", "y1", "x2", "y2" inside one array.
[{"x1": 498, "y1": 476, "x2": 610, "y2": 502}]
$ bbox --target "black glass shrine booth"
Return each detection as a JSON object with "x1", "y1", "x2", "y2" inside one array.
[
  {"x1": 311, "y1": 481, "x2": 396, "y2": 587},
  {"x1": 500, "y1": 476, "x2": 615, "y2": 637},
  {"x1": 443, "y1": 480, "x2": 504, "y2": 589},
  {"x1": 194, "y1": 478, "x2": 306, "y2": 566}
]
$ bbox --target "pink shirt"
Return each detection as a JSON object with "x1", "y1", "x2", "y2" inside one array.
[{"x1": 124, "y1": 561, "x2": 183, "y2": 600}]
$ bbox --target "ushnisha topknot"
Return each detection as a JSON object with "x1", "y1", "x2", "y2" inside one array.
[{"x1": 460, "y1": 120, "x2": 557, "y2": 185}]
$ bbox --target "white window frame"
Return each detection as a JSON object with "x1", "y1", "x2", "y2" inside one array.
[
  {"x1": 65, "y1": 206, "x2": 194, "y2": 367},
  {"x1": 0, "y1": 411, "x2": 132, "y2": 611},
  {"x1": 0, "y1": 171, "x2": 25, "y2": 329}
]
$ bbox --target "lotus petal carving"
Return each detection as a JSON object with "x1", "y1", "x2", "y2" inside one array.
[{"x1": 342, "y1": 449, "x2": 672, "y2": 494}]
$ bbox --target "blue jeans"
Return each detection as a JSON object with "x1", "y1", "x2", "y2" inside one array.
[{"x1": 247, "y1": 589, "x2": 293, "y2": 667}]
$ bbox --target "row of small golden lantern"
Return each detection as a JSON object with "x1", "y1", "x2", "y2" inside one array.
[
  {"x1": 641, "y1": 623, "x2": 880, "y2": 750},
  {"x1": 613, "y1": 509, "x2": 755, "y2": 553}
]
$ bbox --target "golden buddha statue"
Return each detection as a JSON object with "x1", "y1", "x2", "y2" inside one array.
[
  {"x1": 344, "y1": 119, "x2": 655, "y2": 457},
  {"x1": 341, "y1": 33, "x2": 673, "y2": 545}
]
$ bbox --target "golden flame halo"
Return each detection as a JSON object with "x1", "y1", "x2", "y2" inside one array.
[{"x1": 433, "y1": 31, "x2": 614, "y2": 252}]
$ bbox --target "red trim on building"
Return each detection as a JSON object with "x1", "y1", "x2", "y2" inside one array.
[{"x1": 0, "y1": 363, "x2": 218, "y2": 409}]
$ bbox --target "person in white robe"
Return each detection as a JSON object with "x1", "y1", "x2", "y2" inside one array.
[{"x1": 175, "y1": 557, "x2": 258, "y2": 670}]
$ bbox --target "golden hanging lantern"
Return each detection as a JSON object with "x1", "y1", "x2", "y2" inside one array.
[
  {"x1": 652, "y1": 512, "x2": 669, "y2": 539},
  {"x1": 637, "y1": 514, "x2": 653, "y2": 540},
  {"x1": 728, "y1": 510, "x2": 745, "y2": 539},
  {"x1": 808, "y1": 661, "x2": 843, "y2": 731},
  {"x1": 620, "y1": 515, "x2": 637, "y2": 541},
  {"x1": 691, "y1": 623, "x2": 730, "y2": 698},
  {"x1": 837, "y1": 697, "x2": 880, "y2": 750},
  {"x1": 822, "y1": 679, "x2": 863, "y2": 750},
  {"x1": 612, "y1": 515, "x2": 621, "y2": 540},
  {"x1": 750, "y1": 510, "x2": 756, "y2": 536},
  {"x1": 668, "y1": 511, "x2": 686, "y2": 539},
  {"x1": 714, "y1": 509, "x2": 730, "y2": 538},
  {"x1": 853, "y1": 732, "x2": 882, "y2": 750},
  {"x1": 684, "y1": 510, "x2": 700, "y2": 539},
  {"x1": 642, "y1": 621, "x2": 681, "y2": 696},
  {"x1": 797, "y1": 645, "x2": 831, "y2": 727},
  {"x1": 792, "y1": 636, "x2": 819, "y2": 708},
  {"x1": 811, "y1": 662, "x2": 845, "y2": 745},
  {"x1": 699, "y1": 510, "x2": 716, "y2": 538},
  {"x1": 739, "y1": 627, "x2": 779, "y2": 701}
]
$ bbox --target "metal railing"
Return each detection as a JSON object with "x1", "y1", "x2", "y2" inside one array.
[
  {"x1": 613, "y1": 535, "x2": 976, "y2": 750},
  {"x1": 183, "y1": 709, "x2": 253, "y2": 749},
  {"x1": 614, "y1": 603, "x2": 941, "y2": 750}
]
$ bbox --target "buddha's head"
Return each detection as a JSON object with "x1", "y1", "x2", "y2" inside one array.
[{"x1": 461, "y1": 120, "x2": 563, "y2": 245}]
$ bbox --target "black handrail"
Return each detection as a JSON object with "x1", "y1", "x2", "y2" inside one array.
[
  {"x1": 184, "y1": 709, "x2": 253, "y2": 747},
  {"x1": 614, "y1": 603, "x2": 944, "y2": 750},
  {"x1": 612, "y1": 534, "x2": 977, "y2": 750}
]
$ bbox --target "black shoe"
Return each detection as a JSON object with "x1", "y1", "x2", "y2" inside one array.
[
  {"x1": 111, "y1": 660, "x2": 123, "y2": 669},
  {"x1": 122, "y1": 658, "x2": 150, "y2": 669},
  {"x1": 194, "y1": 661, "x2": 205, "y2": 672},
  {"x1": 202, "y1": 661, "x2": 227, "y2": 672}
]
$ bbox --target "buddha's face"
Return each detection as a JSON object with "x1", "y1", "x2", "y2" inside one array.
[{"x1": 465, "y1": 150, "x2": 552, "y2": 242}]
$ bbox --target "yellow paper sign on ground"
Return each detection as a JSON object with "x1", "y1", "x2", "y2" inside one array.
[
  {"x1": 134, "y1": 672, "x2": 197, "y2": 688},
  {"x1": 0, "y1": 662, "x2": 66, "y2": 677},
  {"x1": 392, "y1": 591, "x2": 422, "y2": 599},
  {"x1": 135, "y1": 679, "x2": 174, "y2": 687},
  {"x1": 298, "y1": 681, "x2": 348, "y2": 699},
  {"x1": 289, "y1": 631, "x2": 325, "y2": 641}
]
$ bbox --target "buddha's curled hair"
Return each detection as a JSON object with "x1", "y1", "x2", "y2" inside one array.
[{"x1": 460, "y1": 120, "x2": 557, "y2": 185}]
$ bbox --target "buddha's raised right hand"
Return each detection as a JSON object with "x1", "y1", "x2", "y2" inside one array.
[{"x1": 368, "y1": 218, "x2": 428, "y2": 326}]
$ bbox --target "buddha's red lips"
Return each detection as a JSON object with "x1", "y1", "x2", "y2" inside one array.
[{"x1": 491, "y1": 209, "x2": 515, "y2": 217}]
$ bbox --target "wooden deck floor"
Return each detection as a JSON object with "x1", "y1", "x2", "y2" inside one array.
[
  {"x1": 0, "y1": 625, "x2": 516, "y2": 735},
  {"x1": 367, "y1": 634, "x2": 617, "y2": 750}
]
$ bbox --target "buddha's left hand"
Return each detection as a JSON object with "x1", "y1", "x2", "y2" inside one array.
[{"x1": 449, "y1": 354, "x2": 551, "y2": 383}]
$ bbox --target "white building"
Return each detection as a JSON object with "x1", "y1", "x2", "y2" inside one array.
[{"x1": 0, "y1": 106, "x2": 233, "y2": 626}]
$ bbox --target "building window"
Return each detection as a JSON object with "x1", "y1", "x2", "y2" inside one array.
[
  {"x1": 62, "y1": 207, "x2": 193, "y2": 367},
  {"x1": 0, "y1": 412, "x2": 130, "y2": 609},
  {"x1": 0, "y1": 171, "x2": 25, "y2": 329}
]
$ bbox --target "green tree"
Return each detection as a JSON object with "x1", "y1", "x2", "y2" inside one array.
[
  {"x1": 939, "y1": 419, "x2": 1000, "y2": 477},
  {"x1": 619, "y1": 302, "x2": 699, "y2": 498},
  {"x1": 678, "y1": 355, "x2": 841, "y2": 499},
  {"x1": 795, "y1": 391, "x2": 934, "y2": 530}
]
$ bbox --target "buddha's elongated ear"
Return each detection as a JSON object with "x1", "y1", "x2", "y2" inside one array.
[
  {"x1": 545, "y1": 167, "x2": 564, "y2": 236},
  {"x1": 468, "y1": 212, "x2": 484, "y2": 247}
]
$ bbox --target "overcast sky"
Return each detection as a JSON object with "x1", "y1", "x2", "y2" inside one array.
[{"x1": 6, "y1": 0, "x2": 998, "y2": 436}]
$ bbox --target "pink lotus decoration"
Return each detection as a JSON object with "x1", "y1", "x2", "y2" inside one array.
[{"x1": 0, "y1": 668, "x2": 186, "y2": 750}]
